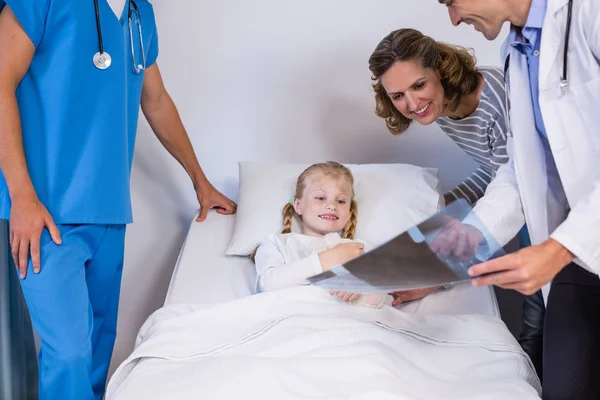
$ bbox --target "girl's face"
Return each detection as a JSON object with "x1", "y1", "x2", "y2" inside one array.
[
  {"x1": 380, "y1": 59, "x2": 446, "y2": 126},
  {"x1": 293, "y1": 174, "x2": 352, "y2": 238}
]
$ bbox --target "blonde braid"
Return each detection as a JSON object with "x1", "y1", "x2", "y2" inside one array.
[
  {"x1": 281, "y1": 203, "x2": 294, "y2": 234},
  {"x1": 342, "y1": 199, "x2": 358, "y2": 240}
]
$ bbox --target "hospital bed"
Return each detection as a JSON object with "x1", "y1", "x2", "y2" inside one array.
[
  {"x1": 164, "y1": 211, "x2": 503, "y2": 315},
  {"x1": 106, "y1": 212, "x2": 539, "y2": 400},
  {"x1": 106, "y1": 163, "x2": 542, "y2": 399}
]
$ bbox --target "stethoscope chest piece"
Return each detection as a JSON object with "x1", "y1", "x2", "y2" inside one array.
[
  {"x1": 92, "y1": 0, "x2": 145, "y2": 73},
  {"x1": 93, "y1": 51, "x2": 112, "y2": 70}
]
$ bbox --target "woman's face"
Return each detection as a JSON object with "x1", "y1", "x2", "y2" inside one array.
[{"x1": 380, "y1": 60, "x2": 446, "y2": 126}]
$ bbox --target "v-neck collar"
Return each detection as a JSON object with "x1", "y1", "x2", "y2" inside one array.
[{"x1": 105, "y1": 0, "x2": 128, "y2": 21}]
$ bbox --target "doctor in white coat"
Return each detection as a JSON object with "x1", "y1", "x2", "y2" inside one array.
[{"x1": 436, "y1": 0, "x2": 600, "y2": 398}]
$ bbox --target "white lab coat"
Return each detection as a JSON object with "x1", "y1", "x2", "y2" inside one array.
[{"x1": 470, "y1": 0, "x2": 600, "y2": 302}]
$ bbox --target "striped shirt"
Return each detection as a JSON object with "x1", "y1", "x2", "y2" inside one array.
[{"x1": 437, "y1": 67, "x2": 509, "y2": 205}]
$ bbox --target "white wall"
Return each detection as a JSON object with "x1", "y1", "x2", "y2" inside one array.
[{"x1": 109, "y1": 0, "x2": 507, "y2": 379}]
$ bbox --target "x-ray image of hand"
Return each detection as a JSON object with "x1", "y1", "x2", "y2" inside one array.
[
  {"x1": 429, "y1": 219, "x2": 484, "y2": 261},
  {"x1": 416, "y1": 199, "x2": 503, "y2": 279},
  {"x1": 307, "y1": 199, "x2": 505, "y2": 293}
]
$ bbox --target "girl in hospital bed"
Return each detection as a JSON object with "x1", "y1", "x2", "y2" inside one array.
[{"x1": 252, "y1": 161, "x2": 392, "y2": 308}]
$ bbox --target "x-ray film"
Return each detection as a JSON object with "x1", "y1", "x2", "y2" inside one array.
[{"x1": 307, "y1": 199, "x2": 506, "y2": 293}]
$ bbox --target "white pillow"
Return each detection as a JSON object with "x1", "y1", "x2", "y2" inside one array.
[{"x1": 226, "y1": 161, "x2": 444, "y2": 256}]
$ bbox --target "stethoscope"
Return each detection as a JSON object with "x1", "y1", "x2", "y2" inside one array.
[
  {"x1": 559, "y1": 0, "x2": 573, "y2": 90},
  {"x1": 92, "y1": 0, "x2": 147, "y2": 73},
  {"x1": 503, "y1": 0, "x2": 573, "y2": 91}
]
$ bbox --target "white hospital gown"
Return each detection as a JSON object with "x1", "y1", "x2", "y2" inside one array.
[{"x1": 254, "y1": 232, "x2": 391, "y2": 307}]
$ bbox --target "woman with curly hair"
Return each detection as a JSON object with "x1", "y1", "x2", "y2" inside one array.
[
  {"x1": 369, "y1": 28, "x2": 544, "y2": 379},
  {"x1": 369, "y1": 28, "x2": 508, "y2": 207}
]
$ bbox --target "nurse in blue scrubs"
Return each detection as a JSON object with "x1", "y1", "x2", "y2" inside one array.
[{"x1": 0, "y1": 1, "x2": 236, "y2": 399}]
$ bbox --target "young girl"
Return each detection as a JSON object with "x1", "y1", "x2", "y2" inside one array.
[{"x1": 252, "y1": 161, "x2": 391, "y2": 307}]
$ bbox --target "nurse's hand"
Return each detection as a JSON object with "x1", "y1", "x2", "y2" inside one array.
[
  {"x1": 9, "y1": 195, "x2": 61, "y2": 278},
  {"x1": 468, "y1": 238, "x2": 574, "y2": 295},
  {"x1": 195, "y1": 181, "x2": 237, "y2": 222}
]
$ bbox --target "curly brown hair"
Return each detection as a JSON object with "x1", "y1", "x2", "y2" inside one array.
[{"x1": 368, "y1": 28, "x2": 481, "y2": 135}]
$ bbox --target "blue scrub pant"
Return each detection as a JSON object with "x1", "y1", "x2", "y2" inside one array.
[{"x1": 18, "y1": 224, "x2": 126, "y2": 400}]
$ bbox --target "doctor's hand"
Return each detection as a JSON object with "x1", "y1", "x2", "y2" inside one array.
[
  {"x1": 468, "y1": 239, "x2": 574, "y2": 295},
  {"x1": 9, "y1": 194, "x2": 61, "y2": 278},
  {"x1": 430, "y1": 219, "x2": 483, "y2": 261},
  {"x1": 195, "y1": 181, "x2": 237, "y2": 222}
]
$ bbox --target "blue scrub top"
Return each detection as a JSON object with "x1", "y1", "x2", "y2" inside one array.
[{"x1": 0, "y1": 0, "x2": 159, "y2": 224}]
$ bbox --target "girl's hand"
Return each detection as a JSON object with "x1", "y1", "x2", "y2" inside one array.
[
  {"x1": 329, "y1": 291, "x2": 361, "y2": 302},
  {"x1": 319, "y1": 242, "x2": 365, "y2": 271}
]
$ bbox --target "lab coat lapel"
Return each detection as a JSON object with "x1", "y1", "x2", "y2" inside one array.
[
  {"x1": 507, "y1": 46, "x2": 549, "y2": 246},
  {"x1": 539, "y1": 0, "x2": 569, "y2": 91}
]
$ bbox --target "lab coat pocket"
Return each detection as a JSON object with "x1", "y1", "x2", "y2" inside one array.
[{"x1": 563, "y1": 76, "x2": 600, "y2": 152}]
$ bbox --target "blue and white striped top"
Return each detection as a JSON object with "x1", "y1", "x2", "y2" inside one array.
[{"x1": 437, "y1": 67, "x2": 509, "y2": 204}]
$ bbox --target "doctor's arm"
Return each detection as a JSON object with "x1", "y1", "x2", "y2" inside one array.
[
  {"x1": 537, "y1": 0, "x2": 600, "y2": 274},
  {"x1": 140, "y1": 63, "x2": 236, "y2": 222},
  {"x1": 461, "y1": 138, "x2": 568, "y2": 295},
  {"x1": 467, "y1": 163, "x2": 577, "y2": 294},
  {"x1": 0, "y1": 6, "x2": 61, "y2": 278},
  {"x1": 467, "y1": 0, "x2": 600, "y2": 294}
]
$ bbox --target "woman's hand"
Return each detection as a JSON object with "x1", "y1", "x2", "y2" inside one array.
[
  {"x1": 318, "y1": 242, "x2": 365, "y2": 271},
  {"x1": 444, "y1": 194, "x2": 453, "y2": 206},
  {"x1": 390, "y1": 285, "x2": 442, "y2": 306}
]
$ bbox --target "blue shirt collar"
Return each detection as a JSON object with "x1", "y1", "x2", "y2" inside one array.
[{"x1": 509, "y1": 0, "x2": 547, "y2": 46}]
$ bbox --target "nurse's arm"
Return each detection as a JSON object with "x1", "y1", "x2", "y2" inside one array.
[
  {"x1": 0, "y1": 6, "x2": 62, "y2": 277},
  {"x1": 140, "y1": 63, "x2": 237, "y2": 221},
  {"x1": 0, "y1": 7, "x2": 36, "y2": 204}
]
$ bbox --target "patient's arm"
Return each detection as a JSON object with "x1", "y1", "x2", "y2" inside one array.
[
  {"x1": 318, "y1": 242, "x2": 365, "y2": 271},
  {"x1": 254, "y1": 239, "x2": 324, "y2": 292},
  {"x1": 254, "y1": 238, "x2": 366, "y2": 292}
]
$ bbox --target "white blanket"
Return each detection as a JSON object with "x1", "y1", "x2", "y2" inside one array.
[{"x1": 107, "y1": 287, "x2": 541, "y2": 400}]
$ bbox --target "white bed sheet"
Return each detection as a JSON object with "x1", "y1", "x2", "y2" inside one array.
[
  {"x1": 107, "y1": 286, "x2": 540, "y2": 400},
  {"x1": 164, "y1": 210, "x2": 501, "y2": 318},
  {"x1": 107, "y1": 212, "x2": 520, "y2": 400},
  {"x1": 164, "y1": 211, "x2": 256, "y2": 305}
]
